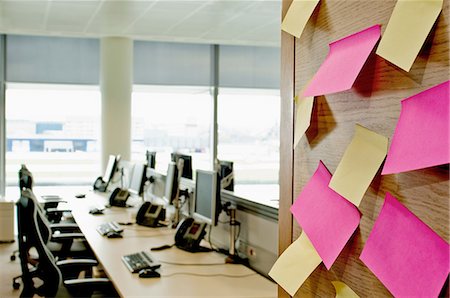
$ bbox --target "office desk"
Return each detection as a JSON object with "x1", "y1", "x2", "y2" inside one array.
[{"x1": 61, "y1": 189, "x2": 277, "y2": 297}]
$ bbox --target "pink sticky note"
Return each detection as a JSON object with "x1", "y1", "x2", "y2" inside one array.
[
  {"x1": 290, "y1": 161, "x2": 361, "y2": 269},
  {"x1": 303, "y1": 24, "x2": 381, "y2": 97},
  {"x1": 360, "y1": 193, "x2": 449, "y2": 297},
  {"x1": 382, "y1": 81, "x2": 450, "y2": 174}
]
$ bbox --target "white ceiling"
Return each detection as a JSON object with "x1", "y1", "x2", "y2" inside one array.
[{"x1": 0, "y1": 0, "x2": 282, "y2": 47}]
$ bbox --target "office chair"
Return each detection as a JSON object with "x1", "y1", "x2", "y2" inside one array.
[
  {"x1": 18, "y1": 164, "x2": 72, "y2": 223},
  {"x1": 12, "y1": 189, "x2": 95, "y2": 290},
  {"x1": 16, "y1": 189, "x2": 117, "y2": 298}
]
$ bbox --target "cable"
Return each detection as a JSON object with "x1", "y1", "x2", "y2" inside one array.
[
  {"x1": 159, "y1": 260, "x2": 225, "y2": 266},
  {"x1": 160, "y1": 273, "x2": 257, "y2": 278}
]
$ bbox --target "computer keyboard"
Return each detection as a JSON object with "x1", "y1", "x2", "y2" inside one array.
[
  {"x1": 122, "y1": 251, "x2": 161, "y2": 273},
  {"x1": 96, "y1": 221, "x2": 123, "y2": 236}
]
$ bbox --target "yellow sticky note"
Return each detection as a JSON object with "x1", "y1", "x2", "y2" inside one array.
[
  {"x1": 332, "y1": 281, "x2": 359, "y2": 298},
  {"x1": 329, "y1": 124, "x2": 388, "y2": 206},
  {"x1": 269, "y1": 232, "x2": 322, "y2": 296},
  {"x1": 281, "y1": 0, "x2": 320, "y2": 38},
  {"x1": 294, "y1": 95, "x2": 314, "y2": 148},
  {"x1": 376, "y1": 0, "x2": 443, "y2": 72}
]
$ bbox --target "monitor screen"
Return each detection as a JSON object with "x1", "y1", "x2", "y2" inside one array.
[
  {"x1": 219, "y1": 160, "x2": 234, "y2": 191},
  {"x1": 194, "y1": 169, "x2": 220, "y2": 226},
  {"x1": 171, "y1": 153, "x2": 193, "y2": 179},
  {"x1": 103, "y1": 155, "x2": 118, "y2": 184},
  {"x1": 164, "y1": 162, "x2": 179, "y2": 203},
  {"x1": 128, "y1": 163, "x2": 146, "y2": 196},
  {"x1": 146, "y1": 151, "x2": 156, "y2": 169}
]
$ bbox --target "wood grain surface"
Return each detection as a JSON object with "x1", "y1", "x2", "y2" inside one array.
[{"x1": 280, "y1": 0, "x2": 449, "y2": 296}]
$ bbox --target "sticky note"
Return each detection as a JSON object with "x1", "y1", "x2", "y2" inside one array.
[
  {"x1": 360, "y1": 193, "x2": 449, "y2": 297},
  {"x1": 382, "y1": 80, "x2": 450, "y2": 175},
  {"x1": 294, "y1": 95, "x2": 314, "y2": 148},
  {"x1": 329, "y1": 124, "x2": 388, "y2": 206},
  {"x1": 281, "y1": 0, "x2": 320, "y2": 38},
  {"x1": 332, "y1": 281, "x2": 359, "y2": 298},
  {"x1": 376, "y1": 0, "x2": 443, "y2": 72},
  {"x1": 303, "y1": 25, "x2": 381, "y2": 97},
  {"x1": 269, "y1": 232, "x2": 322, "y2": 296},
  {"x1": 290, "y1": 161, "x2": 360, "y2": 269}
]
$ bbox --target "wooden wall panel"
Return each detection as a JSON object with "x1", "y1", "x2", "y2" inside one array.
[
  {"x1": 278, "y1": 0, "x2": 295, "y2": 296},
  {"x1": 280, "y1": 0, "x2": 449, "y2": 296}
]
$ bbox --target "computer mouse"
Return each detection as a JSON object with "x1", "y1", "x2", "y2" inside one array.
[
  {"x1": 106, "y1": 232, "x2": 123, "y2": 238},
  {"x1": 138, "y1": 269, "x2": 160, "y2": 278},
  {"x1": 75, "y1": 194, "x2": 86, "y2": 199},
  {"x1": 89, "y1": 208, "x2": 104, "y2": 215}
]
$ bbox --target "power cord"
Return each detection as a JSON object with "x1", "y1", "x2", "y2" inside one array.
[
  {"x1": 159, "y1": 260, "x2": 225, "y2": 266},
  {"x1": 160, "y1": 273, "x2": 257, "y2": 278}
]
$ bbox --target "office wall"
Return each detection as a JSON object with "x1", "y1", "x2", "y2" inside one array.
[{"x1": 279, "y1": 0, "x2": 449, "y2": 297}]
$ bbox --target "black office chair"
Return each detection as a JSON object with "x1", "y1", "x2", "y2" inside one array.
[
  {"x1": 16, "y1": 189, "x2": 118, "y2": 297},
  {"x1": 19, "y1": 164, "x2": 72, "y2": 223},
  {"x1": 12, "y1": 189, "x2": 95, "y2": 290}
]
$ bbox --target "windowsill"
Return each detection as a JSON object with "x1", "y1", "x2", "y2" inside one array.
[{"x1": 230, "y1": 184, "x2": 279, "y2": 209}]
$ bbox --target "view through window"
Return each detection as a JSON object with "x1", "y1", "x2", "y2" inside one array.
[
  {"x1": 132, "y1": 86, "x2": 212, "y2": 175},
  {"x1": 5, "y1": 83, "x2": 101, "y2": 186},
  {"x1": 218, "y1": 88, "x2": 280, "y2": 186}
]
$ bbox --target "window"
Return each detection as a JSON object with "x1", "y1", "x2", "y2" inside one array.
[
  {"x1": 218, "y1": 88, "x2": 280, "y2": 185},
  {"x1": 132, "y1": 85, "x2": 213, "y2": 174},
  {"x1": 5, "y1": 83, "x2": 101, "y2": 186}
]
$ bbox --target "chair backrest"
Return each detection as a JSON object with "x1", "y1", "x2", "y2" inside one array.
[
  {"x1": 17, "y1": 189, "x2": 62, "y2": 297},
  {"x1": 18, "y1": 164, "x2": 33, "y2": 191},
  {"x1": 21, "y1": 189, "x2": 52, "y2": 244}
]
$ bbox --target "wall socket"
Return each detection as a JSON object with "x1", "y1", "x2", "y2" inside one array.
[{"x1": 238, "y1": 241, "x2": 258, "y2": 260}]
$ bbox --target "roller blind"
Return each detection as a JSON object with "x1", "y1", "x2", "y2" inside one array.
[
  {"x1": 134, "y1": 41, "x2": 211, "y2": 86},
  {"x1": 6, "y1": 35, "x2": 99, "y2": 84},
  {"x1": 219, "y1": 45, "x2": 280, "y2": 89}
]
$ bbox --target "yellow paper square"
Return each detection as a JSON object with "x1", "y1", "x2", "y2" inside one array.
[
  {"x1": 376, "y1": 0, "x2": 443, "y2": 71},
  {"x1": 268, "y1": 232, "x2": 322, "y2": 296},
  {"x1": 332, "y1": 281, "x2": 359, "y2": 298},
  {"x1": 294, "y1": 96, "x2": 314, "y2": 148},
  {"x1": 281, "y1": 0, "x2": 320, "y2": 38},
  {"x1": 329, "y1": 124, "x2": 388, "y2": 206}
]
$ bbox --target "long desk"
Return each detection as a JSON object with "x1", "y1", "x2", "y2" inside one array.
[{"x1": 42, "y1": 188, "x2": 277, "y2": 297}]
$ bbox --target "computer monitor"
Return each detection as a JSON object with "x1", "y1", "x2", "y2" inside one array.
[
  {"x1": 164, "y1": 162, "x2": 179, "y2": 204},
  {"x1": 18, "y1": 164, "x2": 33, "y2": 190},
  {"x1": 104, "y1": 155, "x2": 119, "y2": 184},
  {"x1": 128, "y1": 163, "x2": 146, "y2": 196},
  {"x1": 193, "y1": 169, "x2": 221, "y2": 226},
  {"x1": 146, "y1": 151, "x2": 156, "y2": 169},
  {"x1": 219, "y1": 160, "x2": 234, "y2": 191},
  {"x1": 171, "y1": 153, "x2": 192, "y2": 179}
]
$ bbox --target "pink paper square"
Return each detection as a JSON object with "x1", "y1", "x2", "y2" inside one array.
[
  {"x1": 303, "y1": 24, "x2": 381, "y2": 97},
  {"x1": 382, "y1": 80, "x2": 450, "y2": 174},
  {"x1": 360, "y1": 193, "x2": 449, "y2": 297},
  {"x1": 290, "y1": 161, "x2": 361, "y2": 269}
]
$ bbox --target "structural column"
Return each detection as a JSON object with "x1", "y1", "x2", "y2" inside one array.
[
  {"x1": 100, "y1": 37, "x2": 133, "y2": 170},
  {"x1": 0, "y1": 35, "x2": 6, "y2": 197}
]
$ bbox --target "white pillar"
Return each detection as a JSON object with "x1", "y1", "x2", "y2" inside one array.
[{"x1": 100, "y1": 37, "x2": 133, "y2": 170}]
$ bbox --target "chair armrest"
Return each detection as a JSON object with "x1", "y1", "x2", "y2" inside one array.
[
  {"x1": 42, "y1": 200, "x2": 68, "y2": 210},
  {"x1": 46, "y1": 208, "x2": 72, "y2": 214},
  {"x1": 50, "y1": 223, "x2": 80, "y2": 233},
  {"x1": 57, "y1": 259, "x2": 99, "y2": 279},
  {"x1": 64, "y1": 278, "x2": 115, "y2": 296},
  {"x1": 51, "y1": 232, "x2": 85, "y2": 242},
  {"x1": 57, "y1": 259, "x2": 98, "y2": 268}
]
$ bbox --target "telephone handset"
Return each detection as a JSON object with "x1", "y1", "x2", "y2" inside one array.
[
  {"x1": 109, "y1": 187, "x2": 130, "y2": 207},
  {"x1": 93, "y1": 177, "x2": 108, "y2": 192},
  {"x1": 174, "y1": 217, "x2": 209, "y2": 253},
  {"x1": 136, "y1": 202, "x2": 166, "y2": 227}
]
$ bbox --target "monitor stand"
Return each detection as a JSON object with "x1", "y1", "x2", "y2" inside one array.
[{"x1": 223, "y1": 205, "x2": 248, "y2": 265}]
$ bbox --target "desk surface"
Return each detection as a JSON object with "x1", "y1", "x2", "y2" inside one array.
[{"x1": 33, "y1": 187, "x2": 277, "y2": 298}]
